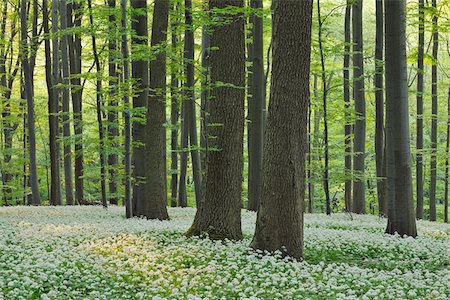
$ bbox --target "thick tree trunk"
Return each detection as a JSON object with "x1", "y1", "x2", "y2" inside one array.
[
  {"x1": 416, "y1": 0, "x2": 425, "y2": 220},
  {"x1": 21, "y1": 0, "x2": 40, "y2": 205},
  {"x1": 60, "y1": 0, "x2": 74, "y2": 205},
  {"x1": 88, "y1": 0, "x2": 108, "y2": 208},
  {"x1": 185, "y1": 0, "x2": 203, "y2": 208},
  {"x1": 187, "y1": 0, "x2": 245, "y2": 240},
  {"x1": 131, "y1": 0, "x2": 150, "y2": 215},
  {"x1": 375, "y1": 0, "x2": 386, "y2": 216},
  {"x1": 107, "y1": 0, "x2": 119, "y2": 205},
  {"x1": 344, "y1": 0, "x2": 352, "y2": 212},
  {"x1": 251, "y1": 0, "x2": 312, "y2": 259},
  {"x1": 141, "y1": 0, "x2": 170, "y2": 219},
  {"x1": 247, "y1": 0, "x2": 264, "y2": 212},
  {"x1": 68, "y1": 1, "x2": 84, "y2": 205},
  {"x1": 429, "y1": 0, "x2": 438, "y2": 222},
  {"x1": 384, "y1": 0, "x2": 417, "y2": 237},
  {"x1": 121, "y1": 0, "x2": 132, "y2": 218},
  {"x1": 352, "y1": 0, "x2": 366, "y2": 214}
]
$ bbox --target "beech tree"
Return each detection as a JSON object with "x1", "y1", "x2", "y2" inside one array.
[
  {"x1": 429, "y1": 0, "x2": 438, "y2": 222},
  {"x1": 187, "y1": 0, "x2": 245, "y2": 240},
  {"x1": 247, "y1": 0, "x2": 264, "y2": 212},
  {"x1": 143, "y1": 0, "x2": 170, "y2": 219},
  {"x1": 352, "y1": 0, "x2": 366, "y2": 214},
  {"x1": 374, "y1": 0, "x2": 385, "y2": 215},
  {"x1": 416, "y1": 0, "x2": 425, "y2": 220},
  {"x1": 384, "y1": 0, "x2": 417, "y2": 237},
  {"x1": 251, "y1": 0, "x2": 313, "y2": 259}
]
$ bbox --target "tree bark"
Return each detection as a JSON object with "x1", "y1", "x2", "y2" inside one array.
[
  {"x1": 21, "y1": 0, "x2": 40, "y2": 205},
  {"x1": 121, "y1": 0, "x2": 132, "y2": 218},
  {"x1": 68, "y1": 1, "x2": 84, "y2": 205},
  {"x1": 352, "y1": 0, "x2": 366, "y2": 214},
  {"x1": 428, "y1": 0, "x2": 438, "y2": 222},
  {"x1": 375, "y1": 0, "x2": 386, "y2": 216},
  {"x1": 251, "y1": 0, "x2": 312, "y2": 259},
  {"x1": 131, "y1": 0, "x2": 150, "y2": 215},
  {"x1": 185, "y1": 0, "x2": 203, "y2": 208},
  {"x1": 416, "y1": 0, "x2": 425, "y2": 220},
  {"x1": 107, "y1": 0, "x2": 119, "y2": 205},
  {"x1": 187, "y1": 0, "x2": 245, "y2": 240},
  {"x1": 141, "y1": 0, "x2": 170, "y2": 219},
  {"x1": 170, "y1": 1, "x2": 179, "y2": 208},
  {"x1": 60, "y1": 0, "x2": 74, "y2": 205},
  {"x1": 344, "y1": 0, "x2": 352, "y2": 212},
  {"x1": 445, "y1": 87, "x2": 450, "y2": 224},
  {"x1": 247, "y1": 0, "x2": 264, "y2": 212},
  {"x1": 384, "y1": 0, "x2": 417, "y2": 237},
  {"x1": 43, "y1": 0, "x2": 62, "y2": 205}
]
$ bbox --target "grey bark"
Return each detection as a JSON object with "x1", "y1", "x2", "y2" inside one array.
[
  {"x1": 352, "y1": 0, "x2": 366, "y2": 214},
  {"x1": 247, "y1": 0, "x2": 264, "y2": 212},
  {"x1": 375, "y1": 0, "x2": 386, "y2": 216},
  {"x1": 121, "y1": 0, "x2": 132, "y2": 218},
  {"x1": 185, "y1": 0, "x2": 203, "y2": 208},
  {"x1": 60, "y1": 0, "x2": 74, "y2": 205},
  {"x1": 416, "y1": 0, "x2": 425, "y2": 220},
  {"x1": 429, "y1": 0, "x2": 438, "y2": 222},
  {"x1": 384, "y1": 0, "x2": 417, "y2": 237},
  {"x1": 107, "y1": 0, "x2": 119, "y2": 205},
  {"x1": 251, "y1": 0, "x2": 312, "y2": 259},
  {"x1": 142, "y1": 0, "x2": 170, "y2": 219},
  {"x1": 344, "y1": 0, "x2": 352, "y2": 212},
  {"x1": 187, "y1": 0, "x2": 245, "y2": 240},
  {"x1": 21, "y1": 0, "x2": 40, "y2": 205}
]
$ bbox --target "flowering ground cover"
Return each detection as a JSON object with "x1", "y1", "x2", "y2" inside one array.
[{"x1": 0, "y1": 206, "x2": 449, "y2": 299}]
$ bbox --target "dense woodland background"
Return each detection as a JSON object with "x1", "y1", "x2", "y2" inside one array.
[{"x1": 0, "y1": 0, "x2": 450, "y2": 224}]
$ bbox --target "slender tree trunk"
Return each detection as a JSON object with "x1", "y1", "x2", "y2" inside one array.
[
  {"x1": 178, "y1": 101, "x2": 188, "y2": 207},
  {"x1": 247, "y1": 0, "x2": 264, "y2": 212},
  {"x1": 108, "y1": 0, "x2": 119, "y2": 205},
  {"x1": 251, "y1": 0, "x2": 312, "y2": 259},
  {"x1": 170, "y1": 1, "x2": 179, "y2": 208},
  {"x1": 184, "y1": 0, "x2": 203, "y2": 208},
  {"x1": 187, "y1": 0, "x2": 245, "y2": 240},
  {"x1": 308, "y1": 100, "x2": 314, "y2": 213},
  {"x1": 131, "y1": 0, "x2": 150, "y2": 215},
  {"x1": 375, "y1": 0, "x2": 385, "y2": 216},
  {"x1": 317, "y1": 0, "x2": 331, "y2": 215},
  {"x1": 444, "y1": 87, "x2": 450, "y2": 224},
  {"x1": 88, "y1": 0, "x2": 107, "y2": 208},
  {"x1": 385, "y1": 0, "x2": 417, "y2": 237},
  {"x1": 60, "y1": 0, "x2": 74, "y2": 205},
  {"x1": 121, "y1": 0, "x2": 132, "y2": 218},
  {"x1": 352, "y1": 0, "x2": 366, "y2": 214},
  {"x1": 429, "y1": 0, "x2": 438, "y2": 222},
  {"x1": 21, "y1": 0, "x2": 40, "y2": 205},
  {"x1": 141, "y1": 0, "x2": 170, "y2": 219},
  {"x1": 68, "y1": 1, "x2": 84, "y2": 205},
  {"x1": 416, "y1": 0, "x2": 425, "y2": 220},
  {"x1": 344, "y1": 0, "x2": 352, "y2": 212},
  {"x1": 50, "y1": 0, "x2": 62, "y2": 205}
]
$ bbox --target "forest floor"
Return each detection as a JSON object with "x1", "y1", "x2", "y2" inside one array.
[{"x1": 0, "y1": 207, "x2": 449, "y2": 299}]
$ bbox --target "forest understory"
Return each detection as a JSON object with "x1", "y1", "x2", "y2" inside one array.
[{"x1": 0, "y1": 206, "x2": 449, "y2": 300}]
